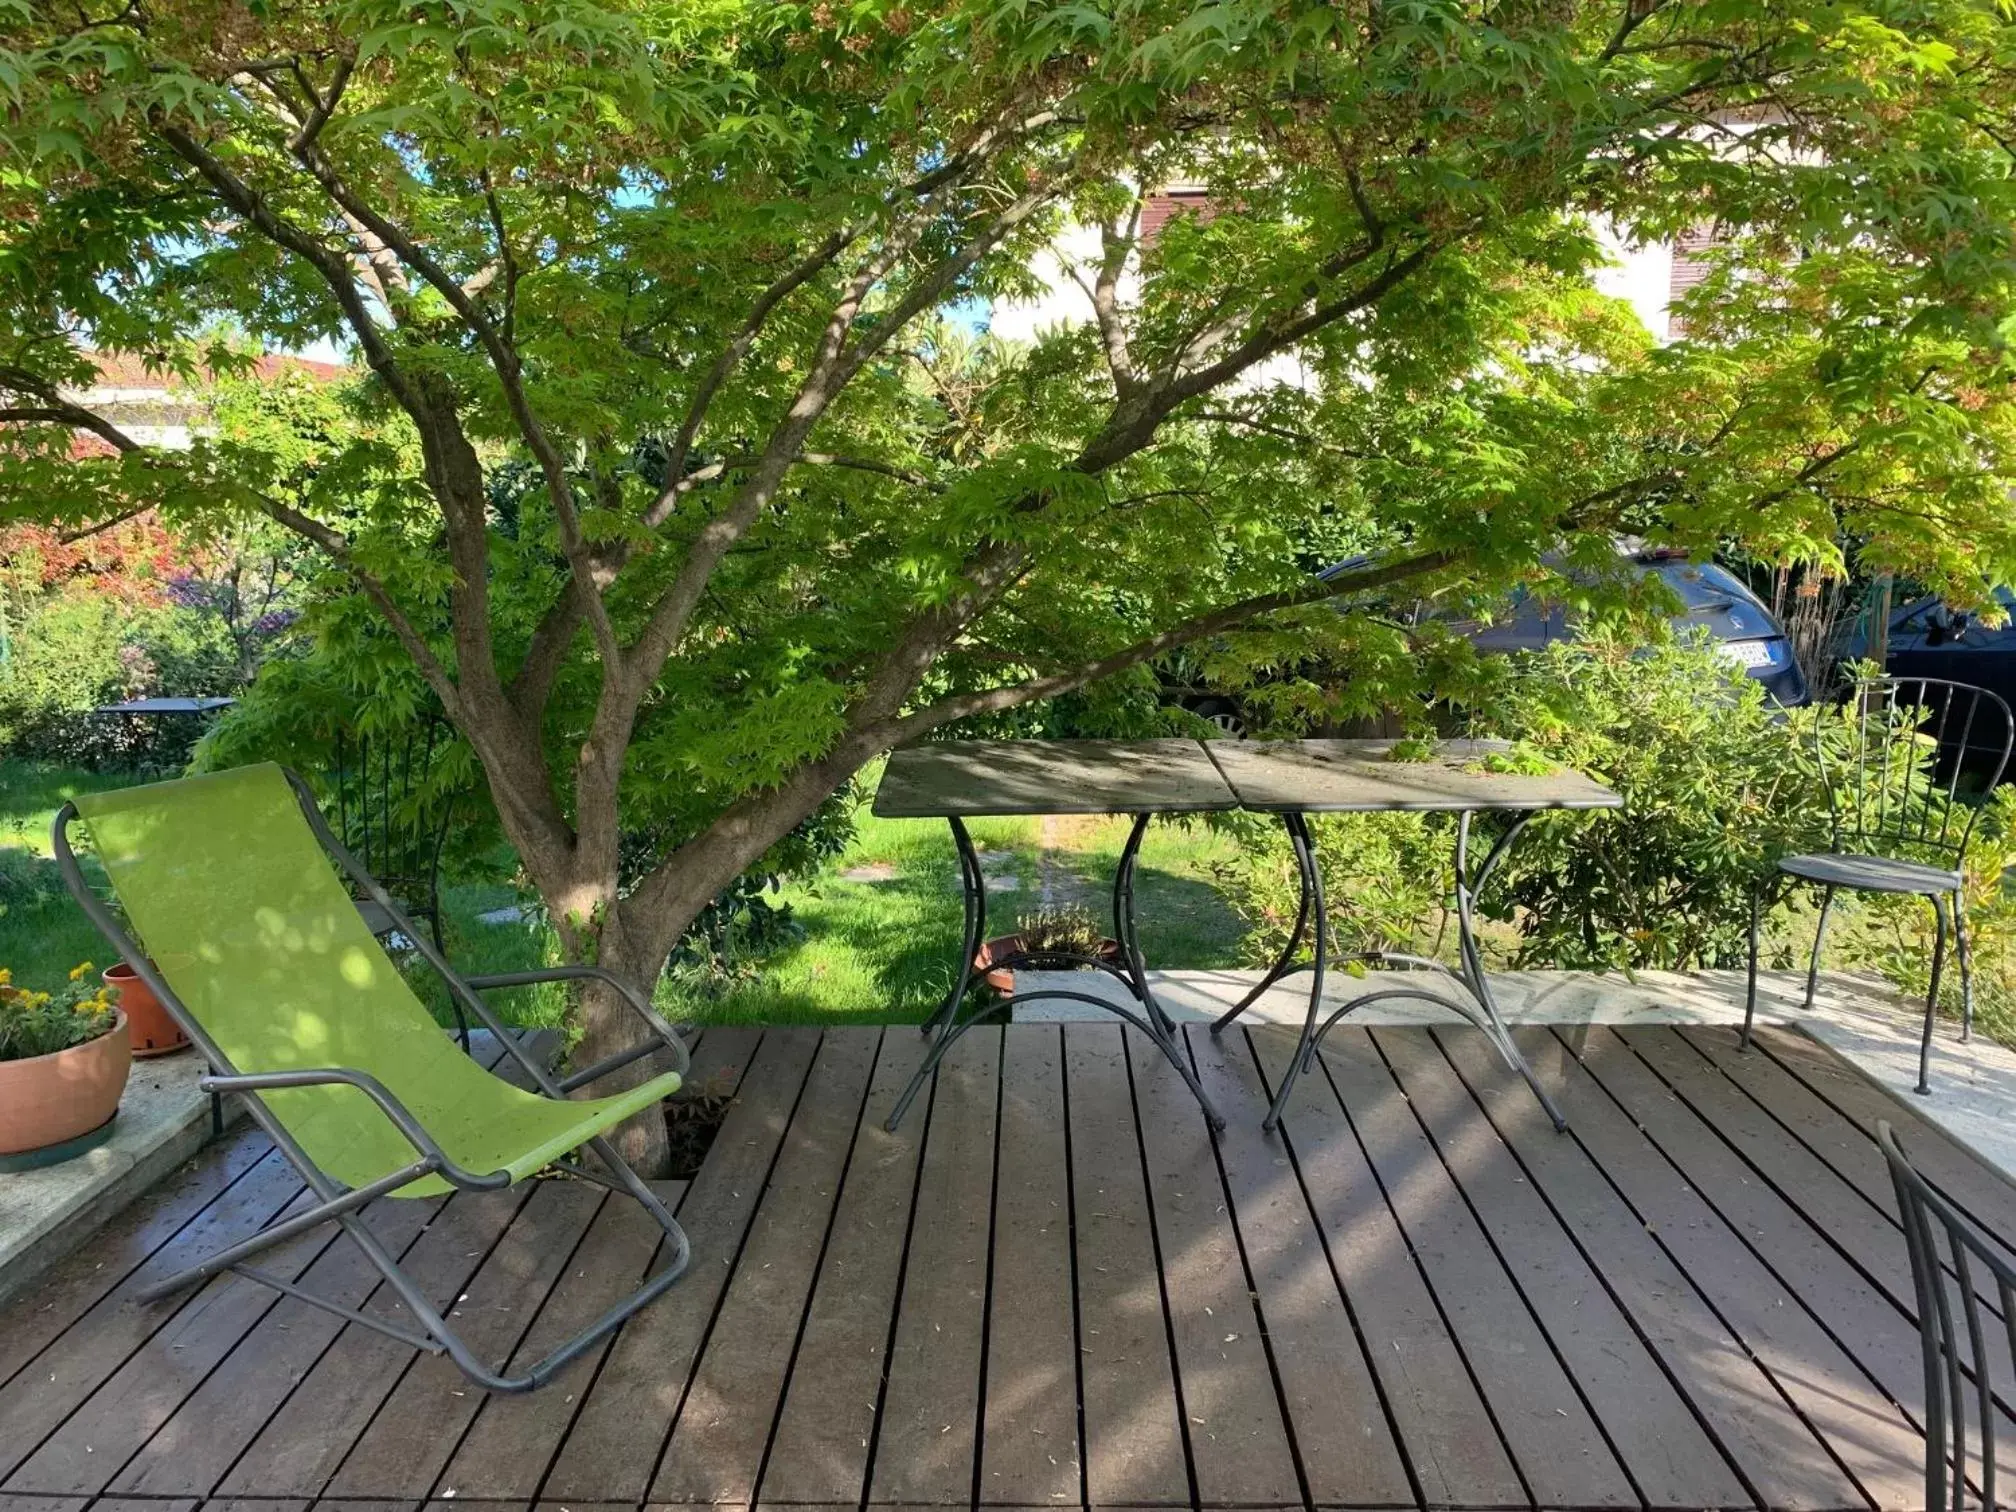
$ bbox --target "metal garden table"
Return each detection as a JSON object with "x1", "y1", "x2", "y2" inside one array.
[
  {"x1": 872, "y1": 738, "x2": 1240, "y2": 1132},
  {"x1": 1202, "y1": 737, "x2": 1622, "y2": 1132}
]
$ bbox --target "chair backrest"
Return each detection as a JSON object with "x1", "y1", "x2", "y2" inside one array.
[
  {"x1": 1879, "y1": 1119, "x2": 2016, "y2": 1512},
  {"x1": 1818, "y1": 677, "x2": 2014, "y2": 866},
  {"x1": 69, "y1": 763, "x2": 505, "y2": 1188}
]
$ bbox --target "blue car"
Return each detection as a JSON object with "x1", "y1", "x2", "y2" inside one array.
[
  {"x1": 1175, "y1": 546, "x2": 1809, "y2": 736},
  {"x1": 1324, "y1": 546, "x2": 1811, "y2": 707}
]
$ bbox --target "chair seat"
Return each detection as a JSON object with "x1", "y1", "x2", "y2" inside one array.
[
  {"x1": 1779, "y1": 852, "x2": 1962, "y2": 895},
  {"x1": 406, "y1": 1067, "x2": 685, "y2": 1197}
]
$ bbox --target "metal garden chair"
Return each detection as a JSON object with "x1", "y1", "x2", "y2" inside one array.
[
  {"x1": 53, "y1": 762, "x2": 692, "y2": 1394},
  {"x1": 1879, "y1": 1119, "x2": 2016, "y2": 1511},
  {"x1": 1743, "y1": 676, "x2": 2014, "y2": 1094}
]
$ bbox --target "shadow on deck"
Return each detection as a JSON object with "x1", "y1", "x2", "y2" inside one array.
[{"x1": 1, "y1": 1019, "x2": 2010, "y2": 1512}]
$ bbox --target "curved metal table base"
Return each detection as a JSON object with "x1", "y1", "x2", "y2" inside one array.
[
  {"x1": 892, "y1": 813, "x2": 1225, "y2": 1135},
  {"x1": 1213, "y1": 809, "x2": 1570, "y2": 1135}
]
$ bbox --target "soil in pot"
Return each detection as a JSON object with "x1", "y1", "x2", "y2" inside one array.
[
  {"x1": 104, "y1": 963, "x2": 191, "y2": 1057},
  {"x1": 0, "y1": 1008, "x2": 131, "y2": 1164}
]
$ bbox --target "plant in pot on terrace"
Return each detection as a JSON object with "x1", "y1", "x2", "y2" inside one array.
[
  {"x1": 0, "y1": 963, "x2": 131, "y2": 1162},
  {"x1": 85, "y1": 875, "x2": 190, "y2": 1057},
  {"x1": 976, "y1": 903, "x2": 1122, "y2": 998}
]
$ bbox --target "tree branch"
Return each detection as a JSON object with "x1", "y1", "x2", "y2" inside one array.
[{"x1": 883, "y1": 548, "x2": 1460, "y2": 744}]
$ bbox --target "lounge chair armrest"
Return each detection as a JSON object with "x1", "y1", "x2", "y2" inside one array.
[
  {"x1": 199, "y1": 1068, "x2": 513, "y2": 1190},
  {"x1": 463, "y1": 967, "x2": 691, "y2": 1083}
]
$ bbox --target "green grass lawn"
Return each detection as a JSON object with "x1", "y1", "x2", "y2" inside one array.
[
  {"x1": 664, "y1": 808, "x2": 1249, "y2": 1025},
  {"x1": 0, "y1": 757, "x2": 1252, "y2": 1030}
]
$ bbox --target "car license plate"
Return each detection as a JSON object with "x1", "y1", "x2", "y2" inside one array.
[{"x1": 1722, "y1": 639, "x2": 1775, "y2": 669}]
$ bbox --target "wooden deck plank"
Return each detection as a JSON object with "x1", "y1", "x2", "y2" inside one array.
[
  {"x1": 1578, "y1": 1027, "x2": 1967, "y2": 1489},
  {"x1": 1321, "y1": 1026, "x2": 1634, "y2": 1509},
  {"x1": 1681, "y1": 1026, "x2": 1920, "y2": 1225},
  {"x1": 0, "y1": 1124, "x2": 273, "y2": 1385},
  {"x1": 213, "y1": 1186, "x2": 530, "y2": 1498},
  {"x1": 866, "y1": 1026, "x2": 1000, "y2": 1508},
  {"x1": 1625, "y1": 1025, "x2": 2016, "y2": 1414},
  {"x1": 1248, "y1": 1025, "x2": 1523, "y2": 1510},
  {"x1": 1065, "y1": 1023, "x2": 1191, "y2": 1510},
  {"x1": 1515, "y1": 1026, "x2": 1921, "y2": 1510},
  {"x1": 1189, "y1": 1026, "x2": 1412, "y2": 1509},
  {"x1": 442, "y1": 1179, "x2": 684, "y2": 1498},
  {"x1": 437, "y1": 1027, "x2": 759, "y2": 1502},
  {"x1": 541, "y1": 1028, "x2": 820, "y2": 1503},
  {"x1": 1373, "y1": 1025, "x2": 1753, "y2": 1511},
  {"x1": 13, "y1": 1018, "x2": 2013, "y2": 1512},
  {"x1": 1683, "y1": 1021, "x2": 2016, "y2": 1387},
  {"x1": 102, "y1": 1190, "x2": 446, "y2": 1496},
  {"x1": 651, "y1": 1027, "x2": 881, "y2": 1506},
  {"x1": 0, "y1": 1032, "x2": 518, "y2": 1493},
  {"x1": 757, "y1": 1029, "x2": 931, "y2": 1507},
  {"x1": 1436, "y1": 1025, "x2": 1863, "y2": 1512},
  {"x1": 320, "y1": 1177, "x2": 606, "y2": 1498},
  {"x1": 973, "y1": 1026, "x2": 1081, "y2": 1509},
  {"x1": 0, "y1": 1145, "x2": 305, "y2": 1485},
  {"x1": 1130, "y1": 1030, "x2": 1301, "y2": 1509},
  {"x1": 1751, "y1": 1024, "x2": 2016, "y2": 1251},
  {"x1": 2, "y1": 1174, "x2": 344, "y2": 1495}
]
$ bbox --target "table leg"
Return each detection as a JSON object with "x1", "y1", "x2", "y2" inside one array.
[
  {"x1": 921, "y1": 816, "x2": 987, "y2": 1038},
  {"x1": 1209, "y1": 812, "x2": 1314, "y2": 1034},
  {"x1": 1226, "y1": 809, "x2": 1569, "y2": 1135},
  {"x1": 1114, "y1": 812, "x2": 1168, "y2": 1027},
  {"x1": 888, "y1": 812, "x2": 1226, "y2": 1134},
  {"x1": 1261, "y1": 812, "x2": 1328, "y2": 1132},
  {"x1": 1451, "y1": 811, "x2": 1567, "y2": 1131}
]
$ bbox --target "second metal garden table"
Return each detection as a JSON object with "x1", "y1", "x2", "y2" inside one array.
[
  {"x1": 874, "y1": 736, "x2": 1621, "y2": 1137},
  {"x1": 1204, "y1": 737, "x2": 1623, "y2": 1131}
]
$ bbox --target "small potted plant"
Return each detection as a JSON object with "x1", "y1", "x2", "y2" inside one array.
[
  {"x1": 91, "y1": 894, "x2": 188, "y2": 1056},
  {"x1": 101, "y1": 958, "x2": 189, "y2": 1056},
  {"x1": 0, "y1": 964, "x2": 131, "y2": 1167},
  {"x1": 975, "y1": 902, "x2": 1124, "y2": 998}
]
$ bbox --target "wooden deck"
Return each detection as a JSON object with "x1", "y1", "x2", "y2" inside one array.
[{"x1": 2, "y1": 1019, "x2": 2013, "y2": 1512}]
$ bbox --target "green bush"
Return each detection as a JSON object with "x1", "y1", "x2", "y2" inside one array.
[
  {"x1": 1483, "y1": 635, "x2": 1838, "y2": 971},
  {"x1": 0, "y1": 588, "x2": 243, "y2": 770},
  {"x1": 1217, "y1": 634, "x2": 1842, "y2": 976}
]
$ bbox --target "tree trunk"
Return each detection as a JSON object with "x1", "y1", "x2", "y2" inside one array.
[{"x1": 570, "y1": 964, "x2": 676, "y2": 1177}]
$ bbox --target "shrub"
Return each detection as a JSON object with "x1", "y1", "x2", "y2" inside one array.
[
  {"x1": 1483, "y1": 634, "x2": 1838, "y2": 971},
  {"x1": 1216, "y1": 633, "x2": 1843, "y2": 976},
  {"x1": 1015, "y1": 902, "x2": 1109, "y2": 959},
  {"x1": 1217, "y1": 808, "x2": 1460, "y2": 970}
]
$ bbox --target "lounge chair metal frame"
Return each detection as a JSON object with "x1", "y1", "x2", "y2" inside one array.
[{"x1": 53, "y1": 767, "x2": 692, "y2": 1394}]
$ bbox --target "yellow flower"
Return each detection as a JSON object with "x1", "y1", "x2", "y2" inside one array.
[
  {"x1": 0, "y1": 969, "x2": 13, "y2": 986},
  {"x1": 68, "y1": 962, "x2": 93, "y2": 981}
]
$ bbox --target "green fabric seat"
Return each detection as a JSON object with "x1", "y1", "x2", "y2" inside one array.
[{"x1": 76, "y1": 763, "x2": 680, "y2": 1197}]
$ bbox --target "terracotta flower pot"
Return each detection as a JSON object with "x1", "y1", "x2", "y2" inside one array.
[
  {"x1": 104, "y1": 962, "x2": 190, "y2": 1057},
  {"x1": 0, "y1": 1009, "x2": 131, "y2": 1158},
  {"x1": 975, "y1": 933, "x2": 1124, "y2": 998}
]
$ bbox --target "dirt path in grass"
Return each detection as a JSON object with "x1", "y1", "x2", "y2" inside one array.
[{"x1": 1035, "y1": 814, "x2": 1104, "y2": 911}]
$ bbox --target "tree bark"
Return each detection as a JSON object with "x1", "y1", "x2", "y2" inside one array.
[{"x1": 566, "y1": 917, "x2": 678, "y2": 1178}]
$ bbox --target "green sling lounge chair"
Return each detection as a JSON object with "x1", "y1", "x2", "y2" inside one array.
[{"x1": 53, "y1": 762, "x2": 691, "y2": 1394}]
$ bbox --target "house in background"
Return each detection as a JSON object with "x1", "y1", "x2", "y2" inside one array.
[{"x1": 62, "y1": 351, "x2": 350, "y2": 457}]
